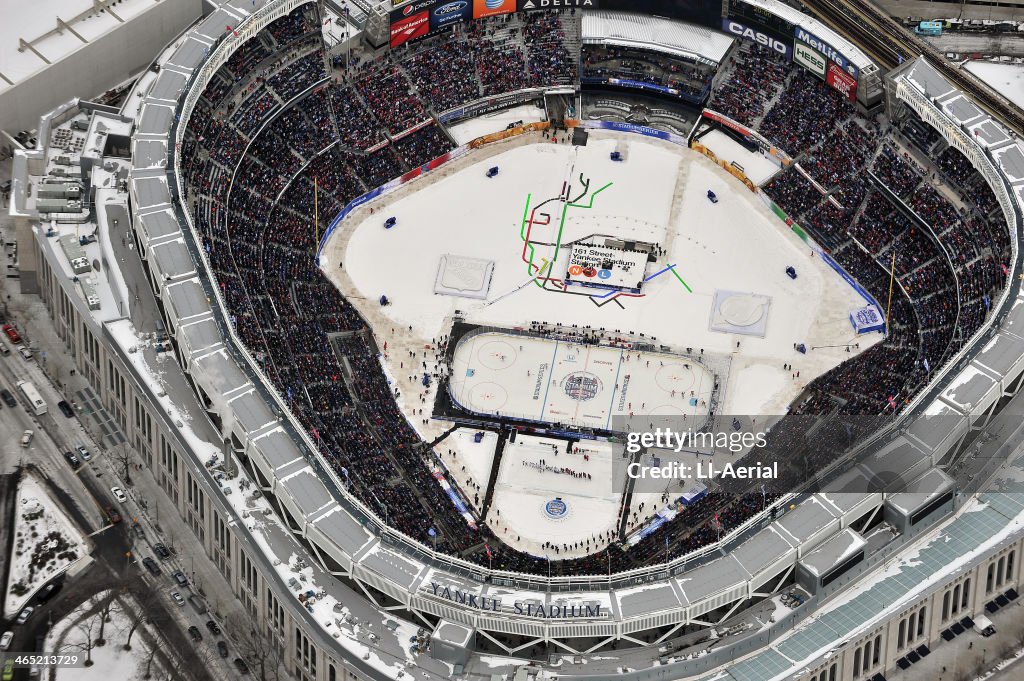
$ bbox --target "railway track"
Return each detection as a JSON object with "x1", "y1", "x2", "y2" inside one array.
[{"x1": 803, "y1": 0, "x2": 1024, "y2": 136}]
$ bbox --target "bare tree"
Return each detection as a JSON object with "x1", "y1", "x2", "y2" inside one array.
[
  {"x1": 113, "y1": 445, "x2": 133, "y2": 486},
  {"x1": 137, "y1": 639, "x2": 160, "y2": 680},
  {"x1": 122, "y1": 590, "x2": 165, "y2": 651},
  {"x1": 73, "y1": 615, "x2": 99, "y2": 667},
  {"x1": 228, "y1": 613, "x2": 286, "y2": 681},
  {"x1": 96, "y1": 595, "x2": 117, "y2": 646}
]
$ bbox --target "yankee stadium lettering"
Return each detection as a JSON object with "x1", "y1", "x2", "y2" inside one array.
[{"x1": 428, "y1": 582, "x2": 602, "y2": 618}]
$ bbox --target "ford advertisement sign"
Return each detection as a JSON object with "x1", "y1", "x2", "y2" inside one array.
[
  {"x1": 794, "y1": 27, "x2": 859, "y2": 79},
  {"x1": 722, "y1": 19, "x2": 792, "y2": 59},
  {"x1": 431, "y1": 0, "x2": 471, "y2": 30}
]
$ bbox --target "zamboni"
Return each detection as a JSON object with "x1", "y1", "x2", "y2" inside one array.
[
  {"x1": 706, "y1": 190, "x2": 718, "y2": 204},
  {"x1": 486, "y1": 166, "x2": 500, "y2": 178},
  {"x1": 384, "y1": 216, "x2": 397, "y2": 229}
]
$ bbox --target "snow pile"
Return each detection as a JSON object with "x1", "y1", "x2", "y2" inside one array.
[{"x1": 4, "y1": 474, "x2": 88, "y2": 617}]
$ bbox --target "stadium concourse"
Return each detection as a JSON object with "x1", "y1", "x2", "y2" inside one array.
[{"x1": 174, "y1": 2, "x2": 1014, "y2": 584}]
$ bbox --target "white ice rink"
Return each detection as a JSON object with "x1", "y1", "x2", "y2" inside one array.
[
  {"x1": 449, "y1": 332, "x2": 714, "y2": 429},
  {"x1": 324, "y1": 130, "x2": 878, "y2": 420}
]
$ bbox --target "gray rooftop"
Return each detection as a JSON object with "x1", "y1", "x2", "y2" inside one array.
[
  {"x1": 799, "y1": 528, "x2": 866, "y2": 578},
  {"x1": 905, "y1": 59, "x2": 955, "y2": 99},
  {"x1": 152, "y1": 238, "x2": 197, "y2": 281},
  {"x1": 617, "y1": 581, "x2": 685, "y2": 618},
  {"x1": 166, "y1": 279, "x2": 211, "y2": 322}
]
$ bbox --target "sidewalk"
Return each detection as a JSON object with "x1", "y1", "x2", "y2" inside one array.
[{"x1": 894, "y1": 599, "x2": 1024, "y2": 681}]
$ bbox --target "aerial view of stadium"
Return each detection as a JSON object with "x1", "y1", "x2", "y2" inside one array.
[{"x1": 3, "y1": 0, "x2": 1024, "y2": 679}]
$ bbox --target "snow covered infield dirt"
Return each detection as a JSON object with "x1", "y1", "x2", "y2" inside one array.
[
  {"x1": 323, "y1": 129, "x2": 877, "y2": 423},
  {"x1": 319, "y1": 128, "x2": 880, "y2": 555}
]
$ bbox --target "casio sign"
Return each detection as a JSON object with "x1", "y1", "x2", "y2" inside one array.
[{"x1": 724, "y1": 21, "x2": 788, "y2": 57}]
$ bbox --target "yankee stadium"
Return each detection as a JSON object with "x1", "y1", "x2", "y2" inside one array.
[{"x1": 2, "y1": 0, "x2": 1024, "y2": 680}]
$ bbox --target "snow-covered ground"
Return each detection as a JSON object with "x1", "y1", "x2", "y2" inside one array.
[
  {"x1": 325, "y1": 130, "x2": 878, "y2": 432},
  {"x1": 448, "y1": 104, "x2": 547, "y2": 144},
  {"x1": 46, "y1": 591, "x2": 168, "y2": 680},
  {"x1": 4, "y1": 474, "x2": 88, "y2": 617},
  {"x1": 965, "y1": 60, "x2": 1024, "y2": 111},
  {"x1": 698, "y1": 129, "x2": 783, "y2": 185}
]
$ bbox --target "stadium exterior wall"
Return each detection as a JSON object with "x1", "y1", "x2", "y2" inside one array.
[
  {"x1": 103, "y1": 0, "x2": 1024, "y2": 676},
  {"x1": 0, "y1": 0, "x2": 202, "y2": 133}
]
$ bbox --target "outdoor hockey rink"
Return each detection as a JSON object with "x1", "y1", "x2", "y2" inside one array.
[{"x1": 448, "y1": 331, "x2": 715, "y2": 430}]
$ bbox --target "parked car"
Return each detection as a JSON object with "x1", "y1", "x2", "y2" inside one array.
[
  {"x1": 18, "y1": 346, "x2": 33, "y2": 361},
  {"x1": 63, "y1": 451, "x2": 81, "y2": 469},
  {"x1": 217, "y1": 641, "x2": 228, "y2": 658},
  {"x1": 132, "y1": 521, "x2": 145, "y2": 538},
  {"x1": 170, "y1": 591, "x2": 186, "y2": 607},
  {"x1": 172, "y1": 570, "x2": 188, "y2": 588},
  {"x1": 0, "y1": 341, "x2": 9, "y2": 356},
  {"x1": 36, "y1": 582, "x2": 62, "y2": 604},
  {"x1": 205, "y1": 619, "x2": 221, "y2": 636},
  {"x1": 233, "y1": 658, "x2": 249, "y2": 675},
  {"x1": 187, "y1": 625, "x2": 202, "y2": 642},
  {"x1": 110, "y1": 486, "x2": 128, "y2": 503},
  {"x1": 57, "y1": 400, "x2": 74, "y2": 417},
  {"x1": 20, "y1": 430, "x2": 33, "y2": 447},
  {"x1": 0, "y1": 389, "x2": 16, "y2": 407},
  {"x1": 153, "y1": 543, "x2": 171, "y2": 560},
  {"x1": 2, "y1": 324, "x2": 21, "y2": 344},
  {"x1": 142, "y1": 556, "x2": 161, "y2": 576},
  {"x1": 76, "y1": 445, "x2": 91, "y2": 462},
  {"x1": 0, "y1": 631, "x2": 12, "y2": 651},
  {"x1": 15, "y1": 606, "x2": 34, "y2": 625},
  {"x1": 105, "y1": 506, "x2": 122, "y2": 524}
]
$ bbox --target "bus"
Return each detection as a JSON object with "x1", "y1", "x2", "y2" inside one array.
[{"x1": 17, "y1": 380, "x2": 47, "y2": 416}]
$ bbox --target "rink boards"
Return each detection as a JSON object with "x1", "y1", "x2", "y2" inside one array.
[{"x1": 448, "y1": 332, "x2": 715, "y2": 431}]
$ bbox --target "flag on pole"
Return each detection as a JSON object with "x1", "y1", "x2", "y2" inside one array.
[
  {"x1": 226, "y1": 25, "x2": 238, "y2": 36},
  {"x1": 484, "y1": 543, "x2": 492, "y2": 559},
  {"x1": 887, "y1": 395, "x2": 897, "y2": 409}
]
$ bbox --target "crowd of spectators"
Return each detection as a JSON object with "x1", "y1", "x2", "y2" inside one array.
[
  {"x1": 759, "y1": 70, "x2": 853, "y2": 157},
  {"x1": 174, "y1": 7, "x2": 1018, "y2": 576},
  {"x1": 582, "y1": 44, "x2": 714, "y2": 102},
  {"x1": 871, "y1": 144, "x2": 922, "y2": 199},
  {"x1": 709, "y1": 43, "x2": 788, "y2": 126}
]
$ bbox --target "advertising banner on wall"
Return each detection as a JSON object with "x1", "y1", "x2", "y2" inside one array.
[
  {"x1": 517, "y1": 0, "x2": 598, "y2": 10},
  {"x1": 429, "y1": 0, "x2": 472, "y2": 30},
  {"x1": 794, "y1": 39, "x2": 826, "y2": 78},
  {"x1": 826, "y1": 61, "x2": 857, "y2": 101},
  {"x1": 794, "y1": 26, "x2": 859, "y2": 79},
  {"x1": 390, "y1": 8, "x2": 431, "y2": 46},
  {"x1": 473, "y1": 0, "x2": 517, "y2": 18},
  {"x1": 721, "y1": 18, "x2": 792, "y2": 59}
]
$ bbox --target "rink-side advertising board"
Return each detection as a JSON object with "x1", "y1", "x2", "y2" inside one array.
[{"x1": 565, "y1": 244, "x2": 648, "y2": 292}]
